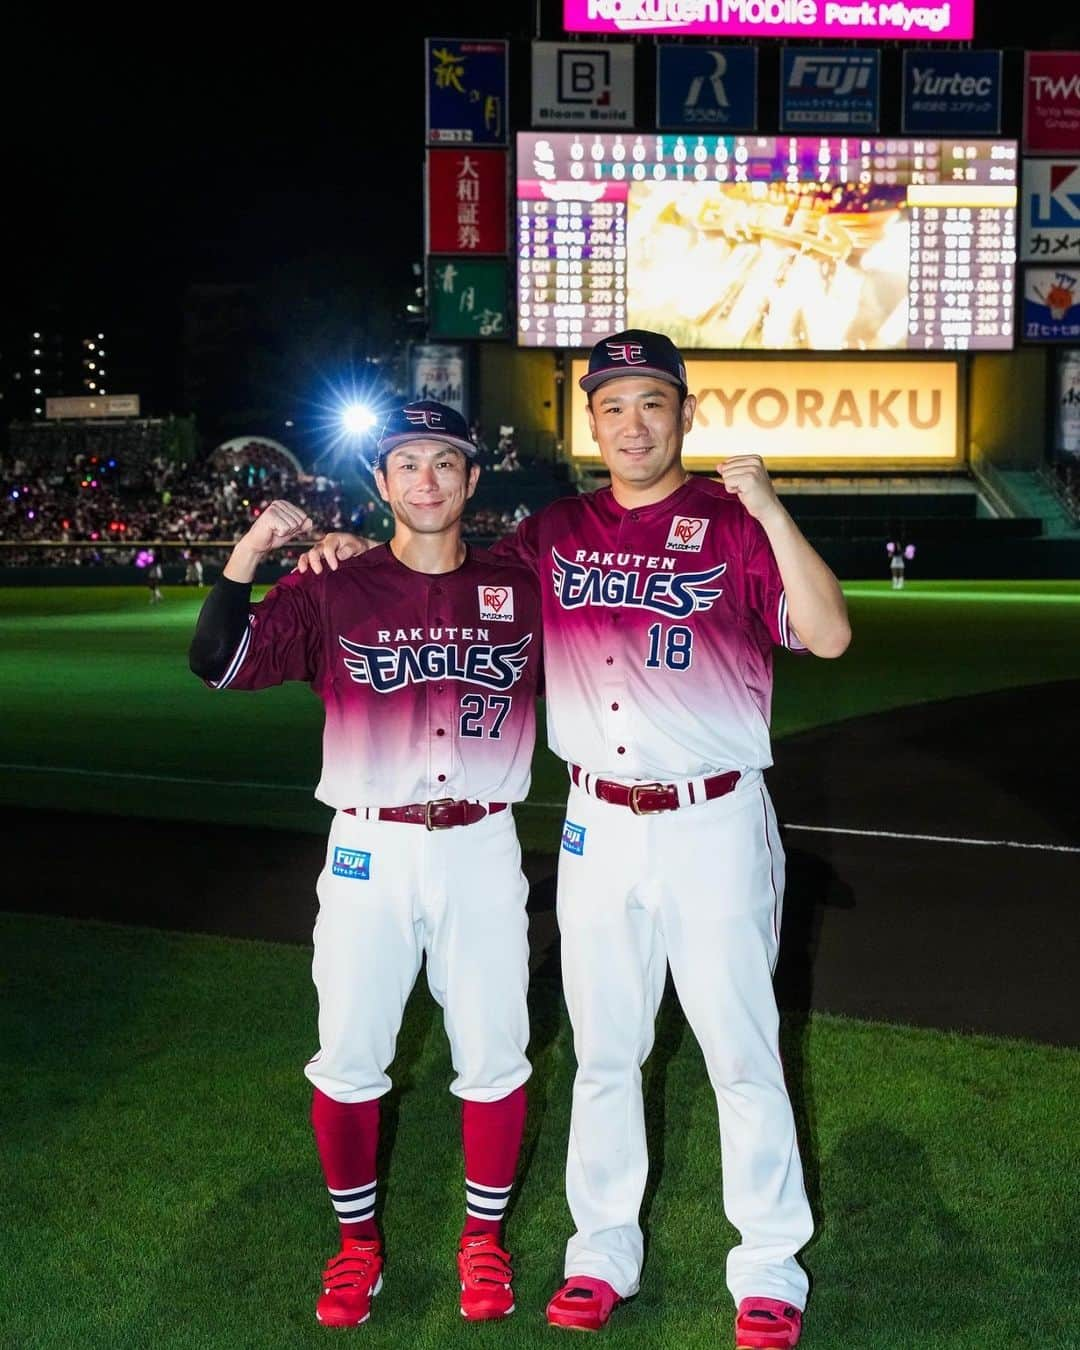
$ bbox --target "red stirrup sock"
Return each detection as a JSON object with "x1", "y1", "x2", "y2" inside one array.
[
  {"x1": 311, "y1": 1088, "x2": 380, "y2": 1241},
  {"x1": 461, "y1": 1085, "x2": 527, "y2": 1240}
]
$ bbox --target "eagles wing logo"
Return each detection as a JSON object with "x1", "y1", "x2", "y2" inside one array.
[
  {"x1": 338, "y1": 633, "x2": 533, "y2": 692},
  {"x1": 550, "y1": 549, "x2": 725, "y2": 618}
]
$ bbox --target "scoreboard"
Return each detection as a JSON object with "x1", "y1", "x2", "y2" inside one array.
[{"x1": 515, "y1": 132, "x2": 1018, "y2": 352}]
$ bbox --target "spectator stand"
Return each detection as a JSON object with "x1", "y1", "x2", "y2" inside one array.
[{"x1": 0, "y1": 430, "x2": 350, "y2": 583}]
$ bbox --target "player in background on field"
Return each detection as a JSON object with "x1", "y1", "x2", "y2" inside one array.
[
  {"x1": 887, "y1": 539, "x2": 914, "y2": 589},
  {"x1": 296, "y1": 333, "x2": 851, "y2": 1349},
  {"x1": 146, "y1": 554, "x2": 164, "y2": 604},
  {"x1": 188, "y1": 400, "x2": 542, "y2": 1329}
]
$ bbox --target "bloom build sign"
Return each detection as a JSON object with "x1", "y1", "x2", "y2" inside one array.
[{"x1": 562, "y1": 0, "x2": 973, "y2": 41}]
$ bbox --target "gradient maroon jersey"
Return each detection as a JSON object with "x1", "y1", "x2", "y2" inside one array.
[
  {"x1": 212, "y1": 545, "x2": 541, "y2": 808},
  {"x1": 496, "y1": 478, "x2": 805, "y2": 779}
]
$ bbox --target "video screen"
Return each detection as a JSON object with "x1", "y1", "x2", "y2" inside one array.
[{"x1": 516, "y1": 133, "x2": 1018, "y2": 352}]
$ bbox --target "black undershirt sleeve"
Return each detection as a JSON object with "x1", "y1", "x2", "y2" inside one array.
[{"x1": 188, "y1": 576, "x2": 253, "y2": 681}]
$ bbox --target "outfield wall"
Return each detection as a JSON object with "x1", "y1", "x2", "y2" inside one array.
[
  {"x1": 477, "y1": 347, "x2": 1053, "y2": 473},
  {"x1": 5, "y1": 540, "x2": 1079, "y2": 586}
]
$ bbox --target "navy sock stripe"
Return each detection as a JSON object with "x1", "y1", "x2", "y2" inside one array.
[
  {"x1": 328, "y1": 1182, "x2": 377, "y2": 1200},
  {"x1": 335, "y1": 1202, "x2": 376, "y2": 1220},
  {"x1": 465, "y1": 1181, "x2": 513, "y2": 1197}
]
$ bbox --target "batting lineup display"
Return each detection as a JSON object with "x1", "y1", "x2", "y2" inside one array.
[{"x1": 515, "y1": 132, "x2": 1018, "y2": 352}]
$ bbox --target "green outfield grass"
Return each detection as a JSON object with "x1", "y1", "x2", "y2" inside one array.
[
  {"x1": 0, "y1": 581, "x2": 1076, "y2": 850},
  {"x1": 1, "y1": 913, "x2": 1076, "y2": 1350}
]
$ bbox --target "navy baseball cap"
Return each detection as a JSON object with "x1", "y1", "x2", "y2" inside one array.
[
  {"x1": 376, "y1": 399, "x2": 478, "y2": 462},
  {"x1": 580, "y1": 329, "x2": 688, "y2": 397}
]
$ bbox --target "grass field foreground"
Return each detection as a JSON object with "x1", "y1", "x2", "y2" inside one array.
[
  {"x1": 1, "y1": 913, "x2": 1077, "y2": 1349},
  {"x1": 0, "y1": 580, "x2": 1077, "y2": 849}
]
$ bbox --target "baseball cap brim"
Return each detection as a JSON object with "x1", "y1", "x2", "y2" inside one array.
[
  {"x1": 580, "y1": 364, "x2": 686, "y2": 395},
  {"x1": 376, "y1": 431, "x2": 479, "y2": 459}
]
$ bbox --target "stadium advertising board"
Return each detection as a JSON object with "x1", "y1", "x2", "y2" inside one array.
[
  {"x1": 901, "y1": 50, "x2": 1002, "y2": 136},
  {"x1": 516, "y1": 132, "x2": 1018, "y2": 352},
  {"x1": 567, "y1": 357, "x2": 960, "y2": 463},
  {"x1": 409, "y1": 344, "x2": 467, "y2": 416},
  {"x1": 1023, "y1": 52, "x2": 1080, "y2": 155},
  {"x1": 1022, "y1": 267, "x2": 1080, "y2": 343},
  {"x1": 562, "y1": 0, "x2": 974, "y2": 42},
  {"x1": 656, "y1": 45, "x2": 757, "y2": 131},
  {"x1": 1055, "y1": 349, "x2": 1080, "y2": 456},
  {"x1": 427, "y1": 149, "x2": 507, "y2": 254},
  {"x1": 1020, "y1": 160, "x2": 1080, "y2": 263},
  {"x1": 426, "y1": 39, "x2": 508, "y2": 146},
  {"x1": 46, "y1": 395, "x2": 140, "y2": 419},
  {"x1": 428, "y1": 257, "x2": 510, "y2": 339},
  {"x1": 779, "y1": 49, "x2": 880, "y2": 134},
  {"x1": 532, "y1": 41, "x2": 634, "y2": 127}
]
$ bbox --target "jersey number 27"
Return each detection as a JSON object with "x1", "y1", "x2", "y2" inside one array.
[{"x1": 459, "y1": 693, "x2": 512, "y2": 738}]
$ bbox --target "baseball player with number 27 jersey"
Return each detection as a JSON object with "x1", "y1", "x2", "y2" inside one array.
[{"x1": 189, "y1": 400, "x2": 542, "y2": 1329}]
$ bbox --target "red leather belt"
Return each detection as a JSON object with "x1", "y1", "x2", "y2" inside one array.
[
  {"x1": 570, "y1": 765, "x2": 741, "y2": 815},
  {"x1": 344, "y1": 800, "x2": 507, "y2": 830}
]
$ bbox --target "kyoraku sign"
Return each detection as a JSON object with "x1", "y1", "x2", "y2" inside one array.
[{"x1": 569, "y1": 358, "x2": 960, "y2": 462}]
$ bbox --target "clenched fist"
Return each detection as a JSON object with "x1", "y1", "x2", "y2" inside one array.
[
  {"x1": 225, "y1": 500, "x2": 315, "y2": 584},
  {"x1": 717, "y1": 456, "x2": 782, "y2": 524}
]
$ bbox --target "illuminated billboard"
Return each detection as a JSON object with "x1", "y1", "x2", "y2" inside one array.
[
  {"x1": 562, "y1": 0, "x2": 975, "y2": 43},
  {"x1": 567, "y1": 357, "x2": 960, "y2": 464},
  {"x1": 516, "y1": 133, "x2": 1018, "y2": 352}
]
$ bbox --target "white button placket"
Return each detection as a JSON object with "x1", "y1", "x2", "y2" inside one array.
[
  {"x1": 600, "y1": 514, "x2": 634, "y2": 763},
  {"x1": 428, "y1": 580, "x2": 454, "y2": 793}
]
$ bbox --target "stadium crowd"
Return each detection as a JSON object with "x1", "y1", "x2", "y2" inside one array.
[
  {"x1": 0, "y1": 435, "x2": 533, "y2": 567},
  {"x1": 0, "y1": 443, "x2": 351, "y2": 567}
]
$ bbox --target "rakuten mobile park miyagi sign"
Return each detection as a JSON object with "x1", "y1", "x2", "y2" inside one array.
[{"x1": 563, "y1": 0, "x2": 974, "y2": 42}]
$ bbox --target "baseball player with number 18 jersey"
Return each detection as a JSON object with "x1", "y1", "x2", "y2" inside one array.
[
  {"x1": 500, "y1": 332, "x2": 851, "y2": 1348},
  {"x1": 189, "y1": 401, "x2": 543, "y2": 1329}
]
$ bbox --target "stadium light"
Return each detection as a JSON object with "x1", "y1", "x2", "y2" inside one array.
[
  {"x1": 340, "y1": 403, "x2": 378, "y2": 436},
  {"x1": 301, "y1": 364, "x2": 393, "y2": 471}
]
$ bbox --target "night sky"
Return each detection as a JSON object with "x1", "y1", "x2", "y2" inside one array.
[
  {"x1": 4, "y1": 1, "x2": 1076, "y2": 418},
  {"x1": 9, "y1": 6, "x2": 528, "y2": 308}
]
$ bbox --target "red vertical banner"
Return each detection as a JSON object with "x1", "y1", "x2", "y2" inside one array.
[
  {"x1": 1024, "y1": 52, "x2": 1080, "y2": 154},
  {"x1": 427, "y1": 149, "x2": 507, "y2": 254}
]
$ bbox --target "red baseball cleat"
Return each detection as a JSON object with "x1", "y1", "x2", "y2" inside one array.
[
  {"x1": 458, "y1": 1233, "x2": 515, "y2": 1320},
  {"x1": 735, "y1": 1296, "x2": 803, "y2": 1349},
  {"x1": 546, "y1": 1276, "x2": 621, "y2": 1331},
  {"x1": 315, "y1": 1238, "x2": 384, "y2": 1327}
]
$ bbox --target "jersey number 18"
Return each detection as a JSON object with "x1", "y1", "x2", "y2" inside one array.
[{"x1": 644, "y1": 623, "x2": 693, "y2": 671}]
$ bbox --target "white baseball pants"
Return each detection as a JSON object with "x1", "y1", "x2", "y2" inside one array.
[
  {"x1": 556, "y1": 771, "x2": 812, "y2": 1306},
  {"x1": 305, "y1": 807, "x2": 531, "y2": 1104}
]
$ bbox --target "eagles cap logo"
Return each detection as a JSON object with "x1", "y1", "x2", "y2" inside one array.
[
  {"x1": 605, "y1": 341, "x2": 646, "y2": 365},
  {"x1": 580, "y1": 329, "x2": 689, "y2": 396},
  {"x1": 375, "y1": 399, "x2": 479, "y2": 465}
]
